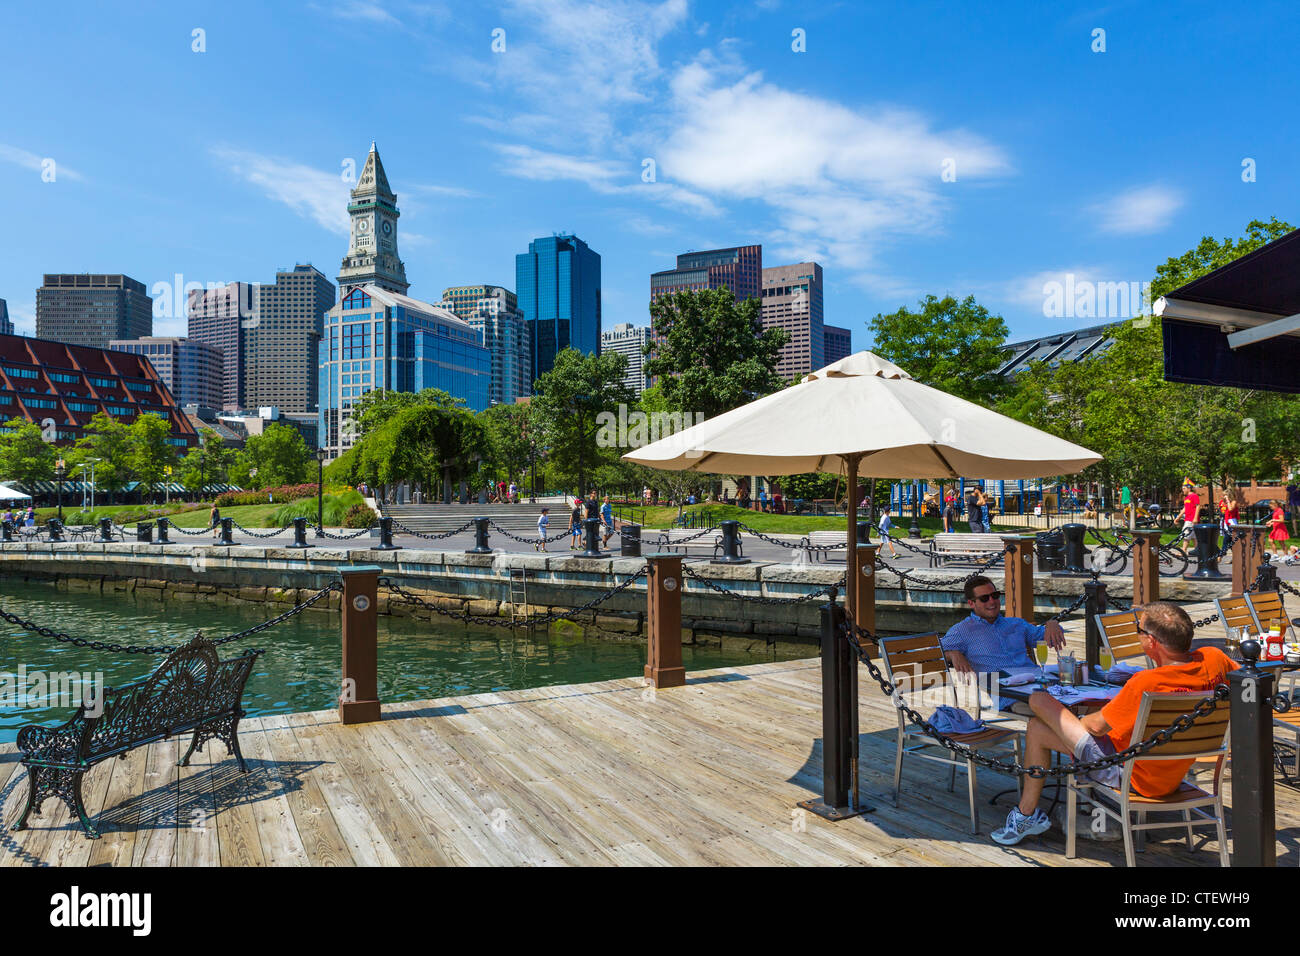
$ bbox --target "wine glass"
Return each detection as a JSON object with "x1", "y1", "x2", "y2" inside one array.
[
  {"x1": 1035, "y1": 642, "x2": 1051, "y2": 685},
  {"x1": 1099, "y1": 649, "x2": 1114, "y2": 683}
]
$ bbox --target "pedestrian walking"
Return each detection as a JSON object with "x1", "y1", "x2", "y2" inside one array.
[
  {"x1": 210, "y1": 502, "x2": 221, "y2": 540},
  {"x1": 509, "y1": 481, "x2": 518, "y2": 504},
  {"x1": 1269, "y1": 499, "x2": 1289, "y2": 556},
  {"x1": 966, "y1": 487, "x2": 983, "y2": 533},
  {"x1": 979, "y1": 489, "x2": 991, "y2": 531},
  {"x1": 569, "y1": 497, "x2": 584, "y2": 550},
  {"x1": 536, "y1": 507, "x2": 550, "y2": 552},
  {"x1": 942, "y1": 493, "x2": 957, "y2": 533},
  {"x1": 877, "y1": 506, "x2": 899, "y2": 557},
  {"x1": 600, "y1": 496, "x2": 616, "y2": 547}
]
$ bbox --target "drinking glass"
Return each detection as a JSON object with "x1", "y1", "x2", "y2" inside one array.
[
  {"x1": 1099, "y1": 649, "x2": 1114, "y2": 678},
  {"x1": 1035, "y1": 642, "x2": 1051, "y2": 685}
]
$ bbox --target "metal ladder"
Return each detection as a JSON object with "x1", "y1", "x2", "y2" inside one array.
[{"x1": 508, "y1": 568, "x2": 530, "y2": 623}]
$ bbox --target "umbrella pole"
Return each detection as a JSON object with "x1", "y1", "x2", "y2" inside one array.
[{"x1": 845, "y1": 454, "x2": 860, "y2": 812}]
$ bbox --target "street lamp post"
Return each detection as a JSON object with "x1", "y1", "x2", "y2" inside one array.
[
  {"x1": 316, "y1": 449, "x2": 327, "y2": 538},
  {"x1": 55, "y1": 459, "x2": 65, "y2": 522}
]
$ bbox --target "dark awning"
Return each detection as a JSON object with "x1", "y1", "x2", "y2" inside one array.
[{"x1": 1158, "y1": 228, "x2": 1300, "y2": 392}]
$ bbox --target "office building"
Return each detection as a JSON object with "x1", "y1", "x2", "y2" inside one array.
[
  {"x1": 36, "y1": 274, "x2": 152, "y2": 349},
  {"x1": 601, "y1": 323, "x2": 651, "y2": 396},
  {"x1": 242, "y1": 265, "x2": 335, "y2": 414},
  {"x1": 0, "y1": 300, "x2": 12, "y2": 336},
  {"x1": 109, "y1": 336, "x2": 223, "y2": 409},
  {"x1": 188, "y1": 281, "x2": 253, "y2": 410},
  {"x1": 760, "y1": 262, "x2": 825, "y2": 380},
  {"x1": 516, "y1": 234, "x2": 601, "y2": 379},
  {"x1": 0, "y1": 333, "x2": 196, "y2": 448},
  {"x1": 441, "y1": 285, "x2": 532, "y2": 406},
  {"x1": 337, "y1": 143, "x2": 409, "y2": 297},
  {"x1": 650, "y1": 245, "x2": 762, "y2": 303},
  {"x1": 823, "y1": 324, "x2": 852, "y2": 366}
]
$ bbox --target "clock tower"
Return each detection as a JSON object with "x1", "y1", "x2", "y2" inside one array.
[{"x1": 337, "y1": 142, "x2": 410, "y2": 297}]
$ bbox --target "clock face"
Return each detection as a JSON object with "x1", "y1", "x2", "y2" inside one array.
[
  {"x1": 357, "y1": 219, "x2": 369, "y2": 233},
  {"x1": 382, "y1": 220, "x2": 392, "y2": 235}
]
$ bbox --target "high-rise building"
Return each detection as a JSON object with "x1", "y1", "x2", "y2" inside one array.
[
  {"x1": 441, "y1": 285, "x2": 532, "y2": 406},
  {"x1": 650, "y1": 246, "x2": 762, "y2": 303},
  {"x1": 109, "y1": 336, "x2": 224, "y2": 409},
  {"x1": 0, "y1": 333, "x2": 196, "y2": 448},
  {"x1": 36, "y1": 274, "x2": 152, "y2": 349},
  {"x1": 601, "y1": 323, "x2": 651, "y2": 396},
  {"x1": 0, "y1": 299, "x2": 12, "y2": 336},
  {"x1": 823, "y1": 324, "x2": 852, "y2": 366},
  {"x1": 242, "y1": 265, "x2": 335, "y2": 414},
  {"x1": 188, "y1": 281, "x2": 252, "y2": 410},
  {"x1": 516, "y1": 234, "x2": 601, "y2": 380},
  {"x1": 760, "y1": 262, "x2": 825, "y2": 380},
  {"x1": 337, "y1": 143, "x2": 409, "y2": 297}
]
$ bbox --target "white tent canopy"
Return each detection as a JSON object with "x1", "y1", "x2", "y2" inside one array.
[
  {"x1": 623, "y1": 351, "x2": 1101, "y2": 478},
  {"x1": 0, "y1": 483, "x2": 33, "y2": 501}
]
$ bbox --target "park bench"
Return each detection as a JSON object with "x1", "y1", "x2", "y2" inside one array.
[
  {"x1": 799, "y1": 530, "x2": 851, "y2": 562},
  {"x1": 929, "y1": 532, "x2": 1008, "y2": 568},
  {"x1": 12, "y1": 634, "x2": 262, "y2": 839},
  {"x1": 654, "y1": 527, "x2": 740, "y2": 560}
]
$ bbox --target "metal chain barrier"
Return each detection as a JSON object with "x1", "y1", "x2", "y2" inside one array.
[
  {"x1": 874, "y1": 543, "x2": 1013, "y2": 592},
  {"x1": 165, "y1": 519, "x2": 219, "y2": 536},
  {"x1": 734, "y1": 523, "x2": 840, "y2": 552},
  {"x1": 0, "y1": 582, "x2": 340, "y2": 655},
  {"x1": 232, "y1": 521, "x2": 294, "y2": 539},
  {"x1": 841, "y1": 616, "x2": 1230, "y2": 778},
  {"x1": 313, "y1": 524, "x2": 375, "y2": 540},
  {"x1": 487, "y1": 520, "x2": 573, "y2": 545},
  {"x1": 651, "y1": 525, "x2": 717, "y2": 545},
  {"x1": 389, "y1": 519, "x2": 476, "y2": 541},
  {"x1": 379, "y1": 568, "x2": 646, "y2": 628},
  {"x1": 680, "y1": 565, "x2": 846, "y2": 605}
]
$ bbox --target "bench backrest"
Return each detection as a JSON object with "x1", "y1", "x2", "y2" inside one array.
[
  {"x1": 806, "y1": 531, "x2": 847, "y2": 545},
  {"x1": 78, "y1": 636, "x2": 260, "y2": 761},
  {"x1": 662, "y1": 528, "x2": 720, "y2": 540},
  {"x1": 932, "y1": 533, "x2": 1005, "y2": 551},
  {"x1": 1246, "y1": 591, "x2": 1290, "y2": 636}
]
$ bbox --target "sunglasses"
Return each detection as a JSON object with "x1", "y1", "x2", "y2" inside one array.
[{"x1": 972, "y1": 591, "x2": 1000, "y2": 603}]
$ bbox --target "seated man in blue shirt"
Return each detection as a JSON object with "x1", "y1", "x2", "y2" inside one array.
[{"x1": 941, "y1": 575, "x2": 1065, "y2": 676}]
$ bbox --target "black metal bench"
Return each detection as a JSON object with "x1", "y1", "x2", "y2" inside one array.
[{"x1": 12, "y1": 634, "x2": 262, "y2": 839}]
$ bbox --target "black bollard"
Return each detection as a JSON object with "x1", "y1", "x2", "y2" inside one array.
[
  {"x1": 1052, "y1": 522, "x2": 1090, "y2": 577},
  {"x1": 220, "y1": 517, "x2": 237, "y2": 546},
  {"x1": 290, "y1": 516, "x2": 311, "y2": 549},
  {"x1": 46, "y1": 518, "x2": 63, "y2": 543},
  {"x1": 97, "y1": 518, "x2": 114, "y2": 543},
  {"x1": 155, "y1": 517, "x2": 171, "y2": 544},
  {"x1": 1256, "y1": 554, "x2": 1279, "y2": 593},
  {"x1": 1229, "y1": 639, "x2": 1276, "y2": 866},
  {"x1": 467, "y1": 517, "x2": 492, "y2": 554},
  {"x1": 372, "y1": 516, "x2": 399, "y2": 551},
  {"x1": 1083, "y1": 579, "x2": 1108, "y2": 673},
  {"x1": 1, "y1": 521, "x2": 12, "y2": 543},
  {"x1": 136, "y1": 522, "x2": 152, "y2": 543},
  {"x1": 579, "y1": 517, "x2": 605, "y2": 558},
  {"x1": 620, "y1": 524, "x2": 642, "y2": 557},
  {"x1": 713, "y1": 519, "x2": 750, "y2": 564},
  {"x1": 1185, "y1": 522, "x2": 1228, "y2": 580},
  {"x1": 857, "y1": 521, "x2": 871, "y2": 544},
  {"x1": 797, "y1": 591, "x2": 864, "y2": 821}
]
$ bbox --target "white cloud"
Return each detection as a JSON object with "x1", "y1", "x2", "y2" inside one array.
[
  {"x1": 0, "y1": 144, "x2": 85, "y2": 182},
  {"x1": 211, "y1": 146, "x2": 351, "y2": 234},
  {"x1": 1088, "y1": 184, "x2": 1182, "y2": 235}
]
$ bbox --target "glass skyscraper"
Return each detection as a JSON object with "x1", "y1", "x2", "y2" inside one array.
[{"x1": 515, "y1": 235, "x2": 601, "y2": 379}]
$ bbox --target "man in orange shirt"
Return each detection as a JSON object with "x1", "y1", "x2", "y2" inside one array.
[{"x1": 991, "y1": 601, "x2": 1236, "y2": 846}]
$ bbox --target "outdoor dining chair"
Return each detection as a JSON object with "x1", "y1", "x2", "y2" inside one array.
[
  {"x1": 1065, "y1": 691, "x2": 1230, "y2": 867},
  {"x1": 1215, "y1": 595, "x2": 1256, "y2": 643},
  {"x1": 1094, "y1": 610, "x2": 1150, "y2": 669},
  {"x1": 1245, "y1": 591, "x2": 1293, "y2": 637},
  {"x1": 878, "y1": 633, "x2": 1020, "y2": 834}
]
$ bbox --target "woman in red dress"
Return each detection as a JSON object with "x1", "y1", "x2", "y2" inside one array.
[{"x1": 1269, "y1": 499, "x2": 1289, "y2": 555}]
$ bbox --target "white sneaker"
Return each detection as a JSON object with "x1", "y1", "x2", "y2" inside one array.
[{"x1": 991, "y1": 807, "x2": 1051, "y2": 846}]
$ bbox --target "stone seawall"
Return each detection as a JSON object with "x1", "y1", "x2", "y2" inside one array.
[{"x1": 0, "y1": 542, "x2": 1234, "y2": 645}]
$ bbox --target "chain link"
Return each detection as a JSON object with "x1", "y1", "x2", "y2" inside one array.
[
  {"x1": 0, "y1": 582, "x2": 340, "y2": 654},
  {"x1": 732, "y1": 523, "x2": 839, "y2": 552},
  {"x1": 379, "y1": 568, "x2": 646, "y2": 627},
  {"x1": 487, "y1": 520, "x2": 573, "y2": 545},
  {"x1": 232, "y1": 521, "x2": 294, "y2": 539},
  {"x1": 389, "y1": 519, "x2": 476, "y2": 541},
  {"x1": 313, "y1": 524, "x2": 375, "y2": 540},
  {"x1": 680, "y1": 565, "x2": 846, "y2": 605},
  {"x1": 165, "y1": 519, "x2": 219, "y2": 536},
  {"x1": 874, "y1": 543, "x2": 1013, "y2": 592}
]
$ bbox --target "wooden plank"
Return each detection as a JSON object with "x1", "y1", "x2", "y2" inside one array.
[
  {"x1": 132, "y1": 738, "x2": 180, "y2": 867},
  {"x1": 257, "y1": 714, "x2": 351, "y2": 867},
  {"x1": 230, "y1": 723, "x2": 307, "y2": 866},
  {"x1": 86, "y1": 743, "x2": 151, "y2": 867}
]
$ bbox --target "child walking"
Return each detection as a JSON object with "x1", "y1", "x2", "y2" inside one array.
[
  {"x1": 536, "y1": 507, "x2": 550, "y2": 552},
  {"x1": 877, "y1": 505, "x2": 899, "y2": 557}
]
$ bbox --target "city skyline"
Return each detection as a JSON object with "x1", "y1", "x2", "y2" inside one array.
[{"x1": 6, "y1": 3, "x2": 1294, "y2": 357}]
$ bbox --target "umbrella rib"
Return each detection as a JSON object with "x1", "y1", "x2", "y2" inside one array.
[{"x1": 931, "y1": 446, "x2": 961, "y2": 479}]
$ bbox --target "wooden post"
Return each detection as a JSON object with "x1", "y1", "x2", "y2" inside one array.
[
  {"x1": 340, "y1": 565, "x2": 382, "y2": 725},
  {"x1": 1001, "y1": 535, "x2": 1035, "y2": 624},
  {"x1": 645, "y1": 554, "x2": 685, "y2": 689},
  {"x1": 851, "y1": 543, "x2": 878, "y2": 659},
  {"x1": 1131, "y1": 529, "x2": 1162, "y2": 606}
]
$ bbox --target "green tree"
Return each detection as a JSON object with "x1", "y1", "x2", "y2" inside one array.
[
  {"x1": 230, "y1": 423, "x2": 311, "y2": 488},
  {"x1": 477, "y1": 402, "x2": 535, "y2": 487},
  {"x1": 349, "y1": 387, "x2": 465, "y2": 441},
  {"x1": 178, "y1": 428, "x2": 233, "y2": 494},
  {"x1": 645, "y1": 287, "x2": 788, "y2": 420},
  {"x1": 352, "y1": 404, "x2": 485, "y2": 500},
  {"x1": 1150, "y1": 217, "x2": 1294, "y2": 301},
  {"x1": 70, "y1": 413, "x2": 133, "y2": 502},
  {"x1": 530, "y1": 347, "x2": 633, "y2": 495},
  {"x1": 867, "y1": 294, "x2": 1009, "y2": 404},
  {"x1": 129, "y1": 413, "x2": 177, "y2": 502},
  {"x1": 0, "y1": 418, "x2": 56, "y2": 486}
]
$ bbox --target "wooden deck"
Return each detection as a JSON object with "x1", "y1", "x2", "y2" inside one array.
[{"x1": 1, "y1": 600, "x2": 1295, "y2": 866}]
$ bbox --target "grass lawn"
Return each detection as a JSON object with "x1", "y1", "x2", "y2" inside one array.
[
  {"x1": 167, "y1": 503, "x2": 295, "y2": 528},
  {"x1": 630, "y1": 503, "x2": 1038, "y2": 537}
]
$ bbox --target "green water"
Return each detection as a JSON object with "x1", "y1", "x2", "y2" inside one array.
[{"x1": 0, "y1": 578, "x2": 807, "y2": 743}]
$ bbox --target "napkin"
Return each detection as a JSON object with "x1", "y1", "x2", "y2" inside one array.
[
  {"x1": 927, "y1": 705, "x2": 985, "y2": 735},
  {"x1": 1000, "y1": 671, "x2": 1040, "y2": 687}
]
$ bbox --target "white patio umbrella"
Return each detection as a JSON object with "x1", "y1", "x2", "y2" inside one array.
[{"x1": 623, "y1": 351, "x2": 1101, "y2": 623}]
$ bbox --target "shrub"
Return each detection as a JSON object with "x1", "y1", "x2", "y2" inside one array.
[
  {"x1": 268, "y1": 489, "x2": 364, "y2": 527},
  {"x1": 216, "y1": 483, "x2": 319, "y2": 507},
  {"x1": 343, "y1": 503, "x2": 377, "y2": 528}
]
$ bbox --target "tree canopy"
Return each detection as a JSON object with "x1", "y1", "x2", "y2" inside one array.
[{"x1": 230, "y1": 423, "x2": 311, "y2": 488}]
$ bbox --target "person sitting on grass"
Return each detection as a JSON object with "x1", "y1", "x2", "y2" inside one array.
[{"x1": 990, "y1": 601, "x2": 1237, "y2": 846}]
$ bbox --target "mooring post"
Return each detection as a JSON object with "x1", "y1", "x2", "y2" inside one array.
[
  {"x1": 713, "y1": 519, "x2": 749, "y2": 564},
  {"x1": 1002, "y1": 535, "x2": 1036, "y2": 625},
  {"x1": 340, "y1": 565, "x2": 382, "y2": 725},
  {"x1": 467, "y1": 517, "x2": 492, "y2": 554},
  {"x1": 1185, "y1": 522, "x2": 1228, "y2": 580},
  {"x1": 580, "y1": 516, "x2": 604, "y2": 558},
  {"x1": 1083, "y1": 579, "x2": 1108, "y2": 672},
  {"x1": 46, "y1": 518, "x2": 63, "y2": 543},
  {"x1": 155, "y1": 517, "x2": 170, "y2": 545},
  {"x1": 1131, "y1": 529, "x2": 1161, "y2": 605},
  {"x1": 135, "y1": 521, "x2": 152, "y2": 543},
  {"x1": 1053, "y1": 522, "x2": 1089, "y2": 577},
  {"x1": 1, "y1": 521, "x2": 12, "y2": 543},
  {"x1": 1229, "y1": 639, "x2": 1275, "y2": 866},
  {"x1": 644, "y1": 554, "x2": 685, "y2": 689},
  {"x1": 97, "y1": 518, "x2": 114, "y2": 543},
  {"x1": 1256, "y1": 554, "x2": 1279, "y2": 594},
  {"x1": 220, "y1": 517, "x2": 237, "y2": 546},
  {"x1": 373, "y1": 516, "x2": 399, "y2": 551},
  {"x1": 290, "y1": 517, "x2": 311, "y2": 549},
  {"x1": 798, "y1": 589, "x2": 863, "y2": 821}
]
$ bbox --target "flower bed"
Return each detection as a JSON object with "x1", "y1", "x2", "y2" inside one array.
[{"x1": 216, "y1": 484, "x2": 319, "y2": 507}]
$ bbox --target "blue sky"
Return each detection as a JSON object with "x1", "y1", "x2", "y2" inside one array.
[{"x1": 2, "y1": 0, "x2": 1298, "y2": 350}]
